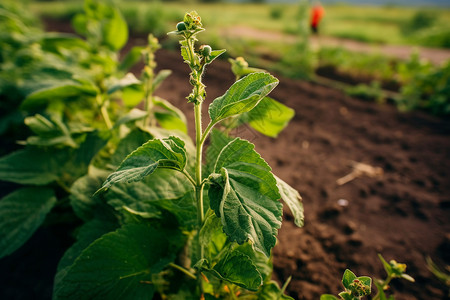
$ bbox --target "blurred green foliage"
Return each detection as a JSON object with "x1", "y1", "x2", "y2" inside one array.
[{"x1": 28, "y1": 0, "x2": 450, "y2": 115}]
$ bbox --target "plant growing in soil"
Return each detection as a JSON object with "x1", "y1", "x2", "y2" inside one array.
[
  {"x1": 51, "y1": 11, "x2": 304, "y2": 299},
  {"x1": 321, "y1": 254, "x2": 414, "y2": 300}
]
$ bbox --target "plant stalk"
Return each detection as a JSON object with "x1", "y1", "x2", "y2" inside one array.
[
  {"x1": 194, "y1": 102, "x2": 205, "y2": 245},
  {"x1": 373, "y1": 274, "x2": 393, "y2": 300},
  {"x1": 97, "y1": 94, "x2": 113, "y2": 130}
]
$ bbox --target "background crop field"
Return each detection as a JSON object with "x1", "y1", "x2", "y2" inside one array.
[{"x1": 31, "y1": 1, "x2": 450, "y2": 48}]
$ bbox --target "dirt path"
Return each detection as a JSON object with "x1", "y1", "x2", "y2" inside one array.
[{"x1": 222, "y1": 25, "x2": 450, "y2": 65}]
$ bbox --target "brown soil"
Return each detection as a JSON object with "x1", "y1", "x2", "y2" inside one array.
[{"x1": 151, "y1": 49, "x2": 450, "y2": 299}]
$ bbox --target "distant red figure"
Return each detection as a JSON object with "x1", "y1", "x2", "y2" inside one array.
[{"x1": 310, "y1": 2, "x2": 325, "y2": 34}]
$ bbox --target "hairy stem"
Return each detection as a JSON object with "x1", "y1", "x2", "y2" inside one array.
[
  {"x1": 169, "y1": 263, "x2": 197, "y2": 280},
  {"x1": 194, "y1": 102, "x2": 205, "y2": 248},
  {"x1": 143, "y1": 76, "x2": 154, "y2": 127}
]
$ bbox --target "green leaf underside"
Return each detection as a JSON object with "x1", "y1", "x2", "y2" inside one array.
[
  {"x1": 0, "y1": 187, "x2": 56, "y2": 258},
  {"x1": 107, "y1": 169, "x2": 196, "y2": 229},
  {"x1": 205, "y1": 49, "x2": 226, "y2": 65},
  {"x1": 210, "y1": 251, "x2": 262, "y2": 291},
  {"x1": 275, "y1": 175, "x2": 304, "y2": 227},
  {"x1": 21, "y1": 81, "x2": 97, "y2": 110},
  {"x1": 97, "y1": 136, "x2": 187, "y2": 193},
  {"x1": 208, "y1": 72, "x2": 279, "y2": 125},
  {"x1": 54, "y1": 224, "x2": 181, "y2": 300},
  {"x1": 246, "y1": 97, "x2": 295, "y2": 138},
  {"x1": 205, "y1": 129, "x2": 233, "y2": 176},
  {"x1": 199, "y1": 212, "x2": 227, "y2": 261},
  {"x1": 209, "y1": 138, "x2": 282, "y2": 257},
  {"x1": 57, "y1": 219, "x2": 118, "y2": 273},
  {"x1": 154, "y1": 97, "x2": 188, "y2": 133},
  {"x1": 0, "y1": 148, "x2": 64, "y2": 185}
]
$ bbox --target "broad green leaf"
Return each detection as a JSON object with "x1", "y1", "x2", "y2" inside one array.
[
  {"x1": 102, "y1": 8, "x2": 128, "y2": 51},
  {"x1": 258, "y1": 281, "x2": 294, "y2": 300},
  {"x1": 40, "y1": 33, "x2": 89, "y2": 55},
  {"x1": 154, "y1": 97, "x2": 188, "y2": 133},
  {"x1": 199, "y1": 211, "x2": 227, "y2": 261},
  {"x1": 122, "y1": 84, "x2": 144, "y2": 107},
  {"x1": 358, "y1": 276, "x2": 372, "y2": 288},
  {"x1": 275, "y1": 175, "x2": 304, "y2": 227},
  {"x1": 320, "y1": 295, "x2": 339, "y2": 300},
  {"x1": 97, "y1": 136, "x2": 187, "y2": 193},
  {"x1": 21, "y1": 81, "x2": 98, "y2": 111},
  {"x1": 235, "y1": 243, "x2": 272, "y2": 282},
  {"x1": 24, "y1": 114, "x2": 77, "y2": 148},
  {"x1": 110, "y1": 129, "x2": 152, "y2": 167},
  {"x1": 70, "y1": 169, "x2": 110, "y2": 221},
  {"x1": 119, "y1": 46, "x2": 144, "y2": 73},
  {"x1": 71, "y1": 13, "x2": 87, "y2": 36},
  {"x1": 247, "y1": 97, "x2": 295, "y2": 138},
  {"x1": 107, "y1": 73, "x2": 141, "y2": 95},
  {"x1": 0, "y1": 131, "x2": 106, "y2": 185},
  {"x1": 139, "y1": 127, "x2": 196, "y2": 172},
  {"x1": 56, "y1": 219, "x2": 118, "y2": 272},
  {"x1": 210, "y1": 250, "x2": 262, "y2": 291},
  {"x1": 106, "y1": 169, "x2": 196, "y2": 229},
  {"x1": 0, "y1": 148, "x2": 65, "y2": 185},
  {"x1": 208, "y1": 138, "x2": 282, "y2": 257},
  {"x1": 205, "y1": 129, "x2": 233, "y2": 176},
  {"x1": 53, "y1": 224, "x2": 182, "y2": 300},
  {"x1": 342, "y1": 269, "x2": 357, "y2": 289},
  {"x1": 113, "y1": 108, "x2": 148, "y2": 129},
  {"x1": 205, "y1": 49, "x2": 226, "y2": 65},
  {"x1": 153, "y1": 69, "x2": 172, "y2": 91},
  {"x1": 213, "y1": 138, "x2": 280, "y2": 200},
  {"x1": 0, "y1": 187, "x2": 56, "y2": 258},
  {"x1": 208, "y1": 72, "x2": 278, "y2": 125}
]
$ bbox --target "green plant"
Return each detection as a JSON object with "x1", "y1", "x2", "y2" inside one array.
[
  {"x1": 0, "y1": 0, "x2": 184, "y2": 269},
  {"x1": 396, "y1": 60, "x2": 450, "y2": 115},
  {"x1": 0, "y1": 8, "x2": 303, "y2": 298},
  {"x1": 426, "y1": 256, "x2": 450, "y2": 297},
  {"x1": 321, "y1": 254, "x2": 414, "y2": 300},
  {"x1": 321, "y1": 269, "x2": 372, "y2": 300},
  {"x1": 373, "y1": 254, "x2": 415, "y2": 300},
  {"x1": 56, "y1": 11, "x2": 300, "y2": 299}
]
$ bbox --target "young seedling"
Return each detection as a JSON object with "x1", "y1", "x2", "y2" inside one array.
[
  {"x1": 321, "y1": 269, "x2": 372, "y2": 300},
  {"x1": 321, "y1": 255, "x2": 415, "y2": 300},
  {"x1": 373, "y1": 254, "x2": 415, "y2": 300}
]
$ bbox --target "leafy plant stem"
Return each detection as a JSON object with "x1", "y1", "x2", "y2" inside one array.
[
  {"x1": 373, "y1": 274, "x2": 393, "y2": 300},
  {"x1": 182, "y1": 169, "x2": 196, "y2": 188},
  {"x1": 143, "y1": 77, "x2": 155, "y2": 128},
  {"x1": 199, "y1": 122, "x2": 214, "y2": 147},
  {"x1": 194, "y1": 102, "x2": 205, "y2": 245},
  {"x1": 168, "y1": 263, "x2": 197, "y2": 280},
  {"x1": 281, "y1": 276, "x2": 292, "y2": 294},
  {"x1": 96, "y1": 94, "x2": 113, "y2": 129}
]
